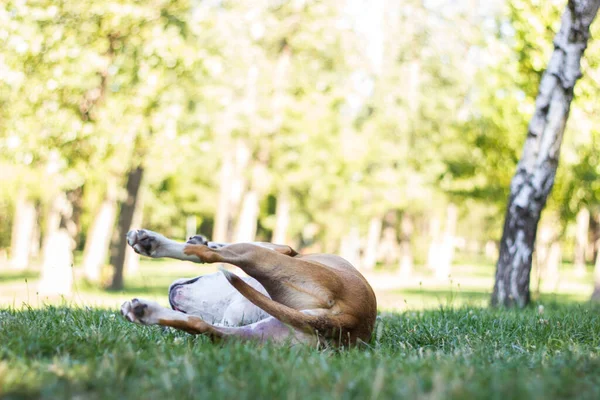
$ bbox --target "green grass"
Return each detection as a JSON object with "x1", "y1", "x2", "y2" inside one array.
[{"x1": 2, "y1": 303, "x2": 600, "y2": 399}]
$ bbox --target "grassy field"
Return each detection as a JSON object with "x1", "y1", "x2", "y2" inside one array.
[
  {"x1": 2, "y1": 304, "x2": 600, "y2": 399},
  {"x1": 0, "y1": 254, "x2": 596, "y2": 311},
  {"x1": 1, "y1": 257, "x2": 600, "y2": 399}
]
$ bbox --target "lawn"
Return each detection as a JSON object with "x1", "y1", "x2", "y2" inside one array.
[
  {"x1": 2, "y1": 304, "x2": 600, "y2": 399},
  {"x1": 1, "y1": 257, "x2": 600, "y2": 399}
]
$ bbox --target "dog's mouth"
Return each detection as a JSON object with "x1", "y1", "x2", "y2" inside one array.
[{"x1": 168, "y1": 276, "x2": 201, "y2": 314}]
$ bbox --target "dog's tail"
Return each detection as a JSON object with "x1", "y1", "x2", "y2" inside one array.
[{"x1": 219, "y1": 268, "x2": 354, "y2": 336}]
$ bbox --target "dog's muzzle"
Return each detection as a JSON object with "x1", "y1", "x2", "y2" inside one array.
[{"x1": 168, "y1": 276, "x2": 201, "y2": 313}]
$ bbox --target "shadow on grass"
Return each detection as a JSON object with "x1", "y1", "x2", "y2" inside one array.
[
  {"x1": 400, "y1": 288, "x2": 490, "y2": 299},
  {"x1": 0, "y1": 271, "x2": 39, "y2": 283},
  {"x1": 395, "y1": 287, "x2": 588, "y2": 305},
  {"x1": 74, "y1": 281, "x2": 169, "y2": 297}
]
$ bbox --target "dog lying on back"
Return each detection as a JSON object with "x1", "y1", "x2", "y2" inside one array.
[{"x1": 121, "y1": 229, "x2": 377, "y2": 347}]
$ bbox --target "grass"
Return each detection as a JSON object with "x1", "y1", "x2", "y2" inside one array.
[
  {"x1": 0, "y1": 254, "x2": 596, "y2": 311},
  {"x1": 2, "y1": 303, "x2": 600, "y2": 399},
  {"x1": 1, "y1": 256, "x2": 600, "y2": 398}
]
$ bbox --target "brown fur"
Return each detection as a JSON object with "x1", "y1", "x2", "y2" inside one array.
[{"x1": 181, "y1": 243, "x2": 377, "y2": 346}]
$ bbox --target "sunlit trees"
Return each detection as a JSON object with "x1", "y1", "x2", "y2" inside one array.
[{"x1": 492, "y1": 0, "x2": 600, "y2": 307}]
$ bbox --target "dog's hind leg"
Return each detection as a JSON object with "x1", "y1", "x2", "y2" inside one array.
[
  {"x1": 182, "y1": 244, "x2": 359, "y2": 345},
  {"x1": 121, "y1": 298, "x2": 316, "y2": 344}
]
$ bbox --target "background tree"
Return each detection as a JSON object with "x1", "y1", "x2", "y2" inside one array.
[{"x1": 492, "y1": 0, "x2": 600, "y2": 307}]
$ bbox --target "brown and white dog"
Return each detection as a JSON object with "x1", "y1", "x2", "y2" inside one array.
[{"x1": 121, "y1": 229, "x2": 377, "y2": 347}]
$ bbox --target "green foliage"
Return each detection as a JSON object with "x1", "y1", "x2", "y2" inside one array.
[
  {"x1": 2, "y1": 304, "x2": 600, "y2": 398},
  {"x1": 441, "y1": 0, "x2": 600, "y2": 238},
  {"x1": 1, "y1": 0, "x2": 597, "y2": 255}
]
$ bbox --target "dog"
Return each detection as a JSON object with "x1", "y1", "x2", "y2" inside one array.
[{"x1": 121, "y1": 229, "x2": 377, "y2": 347}]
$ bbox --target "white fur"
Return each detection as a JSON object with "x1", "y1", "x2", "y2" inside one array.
[{"x1": 126, "y1": 229, "x2": 269, "y2": 326}]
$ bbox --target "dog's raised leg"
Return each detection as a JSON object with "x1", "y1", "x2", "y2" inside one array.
[
  {"x1": 126, "y1": 229, "x2": 297, "y2": 262},
  {"x1": 121, "y1": 298, "x2": 315, "y2": 344}
]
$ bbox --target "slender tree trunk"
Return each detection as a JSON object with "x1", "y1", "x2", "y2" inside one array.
[
  {"x1": 9, "y1": 190, "x2": 36, "y2": 270},
  {"x1": 125, "y1": 191, "x2": 144, "y2": 277},
  {"x1": 272, "y1": 191, "x2": 291, "y2": 244},
  {"x1": 492, "y1": 0, "x2": 600, "y2": 307},
  {"x1": 591, "y1": 239, "x2": 600, "y2": 300},
  {"x1": 29, "y1": 203, "x2": 41, "y2": 261},
  {"x1": 427, "y1": 215, "x2": 442, "y2": 270},
  {"x1": 66, "y1": 186, "x2": 84, "y2": 247},
  {"x1": 340, "y1": 225, "x2": 361, "y2": 269},
  {"x1": 234, "y1": 190, "x2": 259, "y2": 243},
  {"x1": 377, "y1": 227, "x2": 399, "y2": 266},
  {"x1": 398, "y1": 213, "x2": 414, "y2": 277},
  {"x1": 436, "y1": 204, "x2": 457, "y2": 279},
  {"x1": 362, "y1": 217, "x2": 382, "y2": 270},
  {"x1": 547, "y1": 241, "x2": 562, "y2": 289},
  {"x1": 82, "y1": 183, "x2": 117, "y2": 283},
  {"x1": 574, "y1": 207, "x2": 590, "y2": 276},
  {"x1": 484, "y1": 240, "x2": 498, "y2": 260},
  {"x1": 39, "y1": 193, "x2": 76, "y2": 295},
  {"x1": 185, "y1": 215, "x2": 197, "y2": 240},
  {"x1": 213, "y1": 154, "x2": 234, "y2": 242},
  {"x1": 108, "y1": 166, "x2": 144, "y2": 290}
]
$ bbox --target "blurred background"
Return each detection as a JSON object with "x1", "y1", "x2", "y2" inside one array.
[{"x1": 0, "y1": 0, "x2": 599, "y2": 310}]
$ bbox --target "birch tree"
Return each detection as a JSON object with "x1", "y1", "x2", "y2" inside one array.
[{"x1": 492, "y1": 0, "x2": 600, "y2": 307}]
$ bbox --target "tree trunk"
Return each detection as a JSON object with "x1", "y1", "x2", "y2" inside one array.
[
  {"x1": 436, "y1": 204, "x2": 457, "y2": 279},
  {"x1": 398, "y1": 213, "x2": 414, "y2": 277},
  {"x1": 125, "y1": 191, "x2": 144, "y2": 277},
  {"x1": 82, "y1": 184, "x2": 117, "y2": 283},
  {"x1": 427, "y1": 215, "x2": 442, "y2": 270},
  {"x1": 492, "y1": 0, "x2": 600, "y2": 307},
  {"x1": 213, "y1": 140, "x2": 251, "y2": 242},
  {"x1": 574, "y1": 207, "x2": 590, "y2": 276},
  {"x1": 234, "y1": 190, "x2": 259, "y2": 243},
  {"x1": 546, "y1": 241, "x2": 562, "y2": 289},
  {"x1": 377, "y1": 227, "x2": 399, "y2": 266},
  {"x1": 9, "y1": 190, "x2": 36, "y2": 270},
  {"x1": 362, "y1": 217, "x2": 382, "y2": 270},
  {"x1": 29, "y1": 204, "x2": 41, "y2": 261},
  {"x1": 340, "y1": 225, "x2": 361, "y2": 269},
  {"x1": 591, "y1": 239, "x2": 600, "y2": 301},
  {"x1": 108, "y1": 166, "x2": 144, "y2": 290},
  {"x1": 212, "y1": 154, "x2": 234, "y2": 242},
  {"x1": 272, "y1": 191, "x2": 291, "y2": 244},
  {"x1": 39, "y1": 193, "x2": 76, "y2": 295}
]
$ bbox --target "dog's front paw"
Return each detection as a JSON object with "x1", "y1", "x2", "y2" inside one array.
[
  {"x1": 186, "y1": 235, "x2": 209, "y2": 245},
  {"x1": 127, "y1": 229, "x2": 165, "y2": 257},
  {"x1": 121, "y1": 298, "x2": 163, "y2": 325}
]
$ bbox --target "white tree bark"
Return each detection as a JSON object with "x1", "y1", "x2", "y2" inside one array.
[
  {"x1": 212, "y1": 153, "x2": 234, "y2": 243},
  {"x1": 493, "y1": 0, "x2": 600, "y2": 307},
  {"x1": 377, "y1": 227, "x2": 399, "y2": 266},
  {"x1": 340, "y1": 225, "x2": 361, "y2": 269},
  {"x1": 574, "y1": 207, "x2": 590, "y2": 276},
  {"x1": 427, "y1": 215, "x2": 442, "y2": 270},
  {"x1": 362, "y1": 217, "x2": 382, "y2": 270},
  {"x1": 82, "y1": 185, "x2": 117, "y2": 282},
  {"x1": 591, "y1": 239, "x2": 600, "y2": 300},
  {"x1": 398, "y1": 213, "x2": 414, "y2": 277},
  {"x1": 9, "y1": 190, "x2": 36, "y2": 270},
  {"x1": 272, "y1": 191, "x2": 291, "y2": 244},
  {"x1": 436, "y1": 204, "x2": 457, "y2": 279},
  {"x1": 234, "y1": 190, "x2": 259, "y2": 243},
  {"x1": 39, "y1": 193, "x2": 76, "y2": 295}
]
